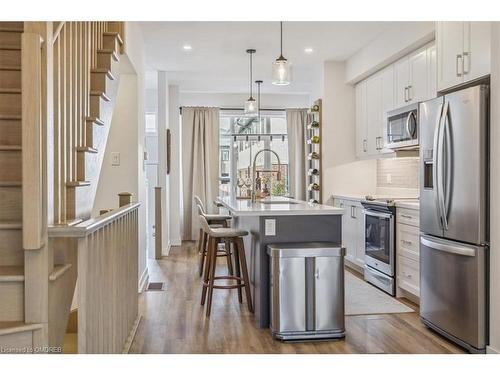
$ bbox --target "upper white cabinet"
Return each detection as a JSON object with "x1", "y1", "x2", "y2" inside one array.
[
  {"x1": 355, "y1": 43, "x2": 434, "y2": 159},
  {"x1": 394, "y1": 44, "x2": 435, "y2": 108},
  {"x1": 437, "y1": 22, "x2": 491, "y2": 92},
  {"x1": 355, "y1": 81, "x2": 367, "y2": 157}
]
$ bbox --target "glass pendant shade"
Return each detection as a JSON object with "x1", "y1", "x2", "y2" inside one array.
[
  {"x1": 272, "y1": 57, "x2": 291, "y2": 85},
  {"x1": 244, "y1": 97, "x2": 258, "y2": 116}
]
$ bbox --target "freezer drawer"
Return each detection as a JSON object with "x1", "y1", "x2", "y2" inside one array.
[
  {"x1": 268, "y1": 242, "x2": 345, "y2": 341},
  {"x1": 420, "y1": 234, "x2": 487, "y2": 353}
]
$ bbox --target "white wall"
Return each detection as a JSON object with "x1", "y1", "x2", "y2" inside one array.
[
  {"x1": 322, "y1": 61, "x2": 377, "y2": 204},
  {"x1": 179, "y1": 92, "x2": 310, "y2": 109},
  {"x1": 346, "y1": 22, "x2": 435, "y2": 84},
  {"x1": 488, "y1": 22, "x2": 500, "y2": 354},
  {"x1": 168, "y1": 85, "x2": 182, "y2": 246},
  {"x1": 157, "y1": 72, "x2": 170, "y2": 255},
  {"x1": 93, "y1": 22, "x2": 148, "y2": 290}
]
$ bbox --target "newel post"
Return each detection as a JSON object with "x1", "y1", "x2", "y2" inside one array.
[{"x1": 118, "y1": 192, "x2": 132, "y2": 207}]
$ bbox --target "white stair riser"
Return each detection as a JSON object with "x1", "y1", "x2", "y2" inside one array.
[
  {"x1": 0, "y1": 229, "x2": 23, "y2": 266},
  {"x1": 0, "y1": 118, "x2": 21, "y2": 146},
  {"x1": 0, "y1": 281, "x2": 24, "y2": 321},
  {"x1": 0, "y1": 68, "x2": 20, "y2": 89},
  {"x1": 0, "y1": 31, "x2": 21, "y2": 46},
  {"x1": 77, "y1": 151, "x2": 99, "y2": 182},
  {"x1": 0, "y1": 48, "x2": 21, "y2": 66},
  {"x1": 0, "y1": 330, "x2": 33, "y2": 353},
  {"x1": 0, "y1": 186, "x2": 21, "y2": 221},
  {"x1": 0, "y1": 149, "x2": 21, "y2": 182},
  {"x1": 0, "y1": 92, "x2": 21, "y2": 116}
]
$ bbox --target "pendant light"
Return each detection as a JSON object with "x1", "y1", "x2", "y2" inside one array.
[
  {"x1": 272, "y1": 22, "x2": 291, "y2": 85},
  {"x1": 244, "y1": 49, "x2": 258, "y2": 116}
]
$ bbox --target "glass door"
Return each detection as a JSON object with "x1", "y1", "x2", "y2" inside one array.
[{"x1": 364, "y1": 210, "x2": 394, "y2": 276}]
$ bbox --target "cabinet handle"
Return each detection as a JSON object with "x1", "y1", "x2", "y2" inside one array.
[
  {"x1": 463, "y1": 51, "x2": 470, "y2": 75},
  {"x1": 401, "y1": 214, "x2": 413, "y2": 219},
  {"x1": 401, "y1": 239, "x2": 413, "y2": 245},
  {"x1": 456, "y1": 54, "x2": 463, "y2": 77},
  {"x1": 351, "y1": 206, "x2": 356, "y2": 219},
  {"x1": 363, "y1": 139, "x2": 367, "y2": 152},
  {"x1": 407, "y1": 85, "x2": 412, "y2": 101},
  {"x1": 404, "y1": 86, "x2": 408, "y2": 102}
]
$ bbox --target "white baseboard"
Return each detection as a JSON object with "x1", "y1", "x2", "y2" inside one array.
[
  {"x1": 138, "y1": 267, "x2": 149, "y2": 293},
  {"x1": 487, "y1": 345, "x2": 500, "y2": 354},
  {"x1": 170, "y1": 239, "x2": 182, "y2": 246}
]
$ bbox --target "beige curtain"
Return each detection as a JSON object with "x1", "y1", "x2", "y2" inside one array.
[
  {"x1": 181, "y1": 107, "x2": 220, "y2": 240},
  {"x1": 286, "y1": 109, "x2": 311, "y2": 201}
]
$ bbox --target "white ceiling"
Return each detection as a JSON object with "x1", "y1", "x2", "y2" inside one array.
[{"x1": 140, "y1": 21, "x2": 400, "y2": 94}]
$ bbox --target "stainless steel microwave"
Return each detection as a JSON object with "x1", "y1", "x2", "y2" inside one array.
[{"x1": 386, "y1": 103, "x2": 419, "y2": 150}]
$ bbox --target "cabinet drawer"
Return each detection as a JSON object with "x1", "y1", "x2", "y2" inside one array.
[
  {"x1": 397, "y1": 256, "x2": 420, "y2": 296},
  {"x1": 397, "y1": 223, "x2": 420, "y2": 261},
  {"x1": 397, "y1": 208, "x2": 419, "y2": 227}
]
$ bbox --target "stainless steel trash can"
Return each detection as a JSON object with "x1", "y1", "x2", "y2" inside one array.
[{"x1": 267, "y1": 242, "x2": 345, "y2": 341}]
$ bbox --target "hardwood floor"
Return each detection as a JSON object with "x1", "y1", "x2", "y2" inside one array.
[{"x1": 129, "y1": 242, "x2": 465, "y2": 354}]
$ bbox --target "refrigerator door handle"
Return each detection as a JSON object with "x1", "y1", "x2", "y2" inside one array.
[
  {"x1": 437, "y1": 101, "x2": 449, "y2": 230},
  {"x1": 432, "y1": 103, "x2": 444, "y2": 228},
  {"x1": 443, "y1": 103, "x2": 453, "y2": 229},
  {"x1": 421, "y1": 237, "x2": 476, "y2": 257}
]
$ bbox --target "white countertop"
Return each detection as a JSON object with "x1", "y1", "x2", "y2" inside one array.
[
  {"x1": 216, "y1": 195, "x2": 345, "y2": 217},
  {"x1": 332, "y1": 194, "x2": 419, "y2": 210}
]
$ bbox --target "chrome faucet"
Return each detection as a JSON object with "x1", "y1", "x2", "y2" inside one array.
[{"x1": 251, "y1": 149, "x2": 282, "y2": 203}]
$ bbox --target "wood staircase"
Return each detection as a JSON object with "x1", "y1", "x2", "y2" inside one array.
[{"x1": 0, "y1": 21, "x2": 125, "y2": 353}]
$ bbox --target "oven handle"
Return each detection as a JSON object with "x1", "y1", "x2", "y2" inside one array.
[{"x1": 362, "y1": 209, "x2": 393, "y2": 219}]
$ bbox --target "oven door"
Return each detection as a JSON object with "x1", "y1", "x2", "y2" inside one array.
[{"x1": 363, "y1": 210, "x2": 394, "y2": 276}]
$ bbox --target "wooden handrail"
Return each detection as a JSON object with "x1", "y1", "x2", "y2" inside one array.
[
  {"x1": 48, "y1": 203, "x2": 140, "y2": 238},
  {"x1": 52, "y1": 21, "x2": 65, "y2": 43},
  {"x1": 22, "y1": 32, "x2": 44, "y2": 250}
]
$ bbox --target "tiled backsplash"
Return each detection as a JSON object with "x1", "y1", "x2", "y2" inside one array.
[{"x1": 377, "y1": 157, "x2": 419, "y2": 189}]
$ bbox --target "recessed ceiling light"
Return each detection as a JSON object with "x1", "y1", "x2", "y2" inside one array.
[
  {"x1": 183, "y1": 44, "x2": 192, "y2": 51},
  {"x1": 304, "y1": 47, "x2": 314, "y2": 54}
]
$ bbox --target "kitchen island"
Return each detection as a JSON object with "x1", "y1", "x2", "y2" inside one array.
[{"x1": 216, "y1": 195, "x2": 345, "y2": 328}]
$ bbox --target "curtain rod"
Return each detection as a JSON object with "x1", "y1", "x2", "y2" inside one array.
[{"x1": 179, "y1": 107, "x2": 285, "y2": 114}]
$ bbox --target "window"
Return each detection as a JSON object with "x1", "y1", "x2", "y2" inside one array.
[
  {"x1": 145, "y1": 113, "x2": 157, "y2": 133},
  {"x1": 219, "y1": 110, "x2": 289, "y2": 198}
]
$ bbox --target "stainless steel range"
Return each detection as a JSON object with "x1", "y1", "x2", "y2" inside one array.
[{"x1": 361, "y1": 197, "x2": 397, "y2": 295}]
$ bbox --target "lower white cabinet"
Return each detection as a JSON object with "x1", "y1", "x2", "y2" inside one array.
[
  {"x1": 334, "y1": 198, "x2": 365, "y2": 269},
  {"x1": 396, "y1": 207, "x2": 420, "y2": 299}
]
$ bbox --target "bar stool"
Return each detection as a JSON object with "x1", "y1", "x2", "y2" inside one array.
[
  {"x1": 198, "y1": 215, "x2": 254, "y2": 317},
  {"x1": 196, "y1": 204, "x2": 234, "y2": 277}
]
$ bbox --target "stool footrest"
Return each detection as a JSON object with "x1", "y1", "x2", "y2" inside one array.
[{"x1": 202, "y1": 275, "x2": 245, "y2": 290}]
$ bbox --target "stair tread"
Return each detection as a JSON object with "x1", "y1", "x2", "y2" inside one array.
[
  {"x1": 0, "y1": 221, "x2": 22, "y2": 229},
  {"x1": 0, "y1": 88, "x2": 21, "y2": 94},
  {"x1": 0, "y1": 65, "x2": 21, "y2": 71},
  {"x1": 0, "y1": 44, "x2": 21, "y2": 51},
  {"x1": 0, "y1": 114, "x2": 21, "y2": 120},
  {"x1": 103, "y1": 31, "x2": 123, "y2": 45},
  {"x1": 0, "y1": 322, "x2": 43, "y2": 336},
  {"x1": 90, "y1": 90, "x2": 111, "y2": 102},
  {"x1": 49, "y1": 263, "x2": 72, "y2": 281},
  {"x1": 0, "y1": 265, "x2": 24, "y2": 282},
  {"x1": 0, "y1": 145, "x2": 21, "y2": 151},
  {"x1": 76, "y1": 146, "x2": 98, "y2": 153},
  {"x1": 66, "y1": 181, "x2": 91, "y2": 187},
  {"x1": 0, "y1": 181, "x2": 21, "y2": 187},
  {"x1": 91, "y1": 68, "x2": 116, "y2": 81},
  {"x1": 97, "y1": 48, "x2": 119, "y2": 61},
  {"x1": 86, "y1": 116, "x2": 104, "y2": 126}
]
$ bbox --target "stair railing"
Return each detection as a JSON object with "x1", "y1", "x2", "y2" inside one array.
[
  {"x1": 51, "y1": 21, "x2": 110, "y2": 224},
  {"x1": 48, "y1": 200, "x2": 140, "y2": 353}
]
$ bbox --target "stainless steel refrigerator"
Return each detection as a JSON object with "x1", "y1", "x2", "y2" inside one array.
[{"x1": 419, "y1": 84, "x2": 489, "y2": 353}]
